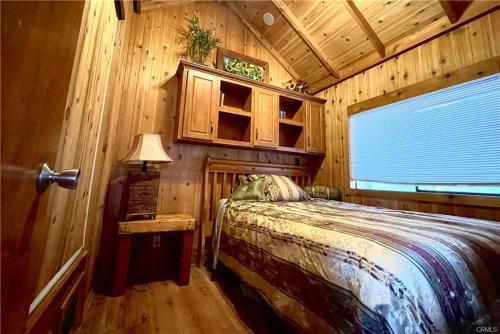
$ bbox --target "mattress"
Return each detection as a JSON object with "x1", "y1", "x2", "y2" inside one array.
[{"x1": 213, "y1": 199, "x2": 500, "y2": 334}]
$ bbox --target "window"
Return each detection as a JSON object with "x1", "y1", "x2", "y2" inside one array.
[{"x1": 349, "y1": 73, "x2": 500, "y2": 196}]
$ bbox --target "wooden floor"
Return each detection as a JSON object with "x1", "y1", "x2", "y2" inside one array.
[{"x1": 77, "y1": 267, "x2": 293, "y2": 334}]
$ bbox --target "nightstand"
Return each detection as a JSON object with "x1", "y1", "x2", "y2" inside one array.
[{"x1": 111, "y1": 214, "x2": 195, "y2": 296}]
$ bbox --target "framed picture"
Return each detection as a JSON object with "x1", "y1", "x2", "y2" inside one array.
[{"x1": 216, "y1": 47, "x2": 269, "y2": 83}]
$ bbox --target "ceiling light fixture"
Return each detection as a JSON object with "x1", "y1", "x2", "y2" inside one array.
[{"x1": 263, "y1": 12, "x2": 275, "y2": 26}]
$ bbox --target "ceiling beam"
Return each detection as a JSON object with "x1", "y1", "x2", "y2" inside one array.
[
  {"x1": 342, "y1": 0, "x2": 385, "y2": 58},
  {"x1": 114, "y1": 0, "x2": 125, "y2": 20},
  {"x1": 271, "y1": 0, "x2": 339, "y2": 78},
  {"x1": 309, "y1": 2, "x2": 500, "y2": 93},
  {"x1": 226, "y1": 2, "x2": 300, "y2": 79},
  {"x1": 141, "y1": 0, "x2": 215, "y2": 12},
  {"x1": 439, "y1": 0, "x2": 473, "y2": 24},
  {"x1": 133, "y1": 0, "x2": 141, "y2": 14}
]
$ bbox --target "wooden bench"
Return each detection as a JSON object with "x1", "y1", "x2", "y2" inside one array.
[{"x1": 111, "y1": 214, "x2": 195, "y2": 296}]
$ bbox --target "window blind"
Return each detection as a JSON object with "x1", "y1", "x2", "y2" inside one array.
[{"x1": 349, "y1": 73, "x2": 500, "y2": 185}]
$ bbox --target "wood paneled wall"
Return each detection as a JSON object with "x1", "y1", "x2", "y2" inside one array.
[
  {"x1": 78, "y1": 0, "x2": 123, "y2": 295},
  {"x1": 111, "y1": 1, "x2": 295, "y2": 158},
  {"x1": 315, "y1": 11, "x2": 500, "y2": 221},
  {"x1": 34, "y1": 0, "x2": 121, "y2": 297},
  {"x1": 94, "y1": 1, "x2": 321, "y2": 278}
]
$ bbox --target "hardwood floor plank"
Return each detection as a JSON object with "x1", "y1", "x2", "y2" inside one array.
[{"x1": 77, "y1": 268, "x2": 285, "y2": 334}]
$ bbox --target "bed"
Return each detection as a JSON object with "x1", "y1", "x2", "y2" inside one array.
[{"x1": 201, "y1": 158, "x2": 500, "y2": 334}]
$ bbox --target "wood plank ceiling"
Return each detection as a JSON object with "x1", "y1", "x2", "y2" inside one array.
[{"x1": 139, "y1": 0, "x2": 499, "y2": 93}]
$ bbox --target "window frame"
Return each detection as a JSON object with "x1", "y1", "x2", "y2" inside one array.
[{"x1": 344, "y1": 56, "x2": 500, "y2": 208}]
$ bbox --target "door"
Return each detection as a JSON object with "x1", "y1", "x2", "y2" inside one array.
[
  {"x1": 181, "y1": 69, "x2": 219, "y2": 141},
  {"x1": 254, "y1": 88, "x2": 278, "y2": 148},
  {"x1": 1, "y1": 2, "x2": 86, "y2": 333},
  {"x1": 306, "y1": 101, "x2": 325, "y2": 153}
]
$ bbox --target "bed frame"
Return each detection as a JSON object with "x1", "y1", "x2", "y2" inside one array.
[{"x1": 199, "y1": 157, "x2": 312, "y2": 266}]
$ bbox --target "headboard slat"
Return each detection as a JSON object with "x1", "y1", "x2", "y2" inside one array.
[
  {"x1": 211, "y1": 172, "x2": 219, "y2": 223},
  {"x1": 222, "y1": 173, "x2": 228, "y2": 198},
  {"x1": 198, "y1": 157, "x2": 312, "y2": 266},
  {"x1": 231, "y1": 173, "x2": 237, "y2": 191}
]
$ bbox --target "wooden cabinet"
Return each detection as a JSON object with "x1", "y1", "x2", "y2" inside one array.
[
  {"x1": 179, "y1": 70, "x2": 219, "y2": 141},
  {"x1": 215, "y1": 80, "x2": 253, "y2": 147},
  {"x1": 305, "y1": 101, "x2": 325, "y2": 153},
  {"x1": 278, "y1": 95, "x2": 305, "y2": 152},
  {"x1": 254, "y1": 89, "x2": 278, "y2": 148},
  {"x1": 176, "y1": 61, "x2": 326, "y2": 155}
]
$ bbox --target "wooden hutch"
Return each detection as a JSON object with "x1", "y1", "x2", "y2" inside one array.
[{"x1": 175, "y1": 61, "x2": 326, "y2": 155}]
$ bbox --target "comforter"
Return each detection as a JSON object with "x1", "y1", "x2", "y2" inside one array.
[{"x1": 213, "y1": 199, "x2": 500, "y2": 334}]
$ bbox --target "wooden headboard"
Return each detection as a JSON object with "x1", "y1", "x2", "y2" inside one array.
[{"x1": 198, "y1": 157, "x2": 312, "y2": 265}]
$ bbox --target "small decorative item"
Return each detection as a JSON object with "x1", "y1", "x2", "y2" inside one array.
[
  {"x1": 123, "y1": 133, "x2": 173, "y2": 221},
  {"x1": 224, "y1": 58, "x2": 265, "y2": 82},
  {"x1": 279, "y1": 109, "x2": 287, "y2": 119},
  {"x1": 180, "y1": 15, "x2": 221, "y2": 65},
  {"x1": 283, "y1": 78, "x2": 310, "y2": 94},
  {"x1": 220, "y1": 92, "x2": 225, "y2": 108},
  {"x1": 216, "y1": 47, "x2": 269, "y2": 83}
]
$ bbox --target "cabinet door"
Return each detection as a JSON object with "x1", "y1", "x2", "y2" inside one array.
[
  {"x1": 181, "y1": 70, "x2": 219, "y2": 141},
  {"x1": 254, "y1": 89, "x2": 278, "y2": 148},
  {"x1": 306, "y1": 101, "x2": 325, "y2": 153}
]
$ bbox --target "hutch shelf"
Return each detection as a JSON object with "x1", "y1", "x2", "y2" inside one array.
[{"x1": 175, "y1": 61, "x2": 326, "y2": 155}]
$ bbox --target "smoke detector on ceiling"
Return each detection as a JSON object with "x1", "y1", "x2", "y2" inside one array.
[{"x1": 263, "y1": 12, "x2": 275, "y2": 26}]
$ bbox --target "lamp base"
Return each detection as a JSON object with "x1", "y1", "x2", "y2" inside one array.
[{"x1": 123, "y1": 170, "x2": 160, "y2": 221}]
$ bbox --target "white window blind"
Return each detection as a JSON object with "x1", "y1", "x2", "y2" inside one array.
[{"x1": 349, "y1": 74, "x2": 500, "y2": 189}]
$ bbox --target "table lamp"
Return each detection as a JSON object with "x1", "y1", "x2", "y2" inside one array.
[{"x1": 123, "y1": 133, "x2": 172, "y2": 221}]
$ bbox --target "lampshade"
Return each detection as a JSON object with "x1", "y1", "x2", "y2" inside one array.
[{"x1": 123, "y1": 133, "x2": 172, "y2": 164}]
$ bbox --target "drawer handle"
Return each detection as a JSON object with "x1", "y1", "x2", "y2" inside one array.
[
  {"x1": 210, "y1": 121, "x2": 214, "y2": 134},
  {"x1": 307, "y1": 136, "x2": 311, "y2": 146},
  {"x1": 256, "y1": 128, "x2": 259, "y2": 140}
]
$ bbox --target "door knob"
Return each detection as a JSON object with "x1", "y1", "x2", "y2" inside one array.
[{"x1": 36, "y1": 163, "x2": 80, "y2": 193}]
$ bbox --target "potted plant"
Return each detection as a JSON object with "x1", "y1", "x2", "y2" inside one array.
[{"x1": 180, "y1": 15, "x2": 221, "y2": 65}]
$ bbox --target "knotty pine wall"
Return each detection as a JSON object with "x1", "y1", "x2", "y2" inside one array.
[
  {"x1": 109, "y1": 1, "x2": 301, "y2": 164},
  {"x1": 93, "y1": 0, "x2": 322, "y2": 285},
  {"x1": 39, "y1": 0, "x2": 120, "y2": 297},
  {"x1": 314, "y1": 11, "x2": 500, "y2": 221},
  {"x1": 79, "y1": 0, "x2": 124, "y2": 296}
]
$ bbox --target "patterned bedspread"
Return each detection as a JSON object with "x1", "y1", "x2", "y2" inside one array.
[{"x1": 213, "y1": 199, "x2": 500, "y2": 334}]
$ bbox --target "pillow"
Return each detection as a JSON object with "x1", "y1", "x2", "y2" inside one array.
[
  {"x1": 238, "y1": 174, "x2": 251, "y2": 185},
  {"x1": 238, "y1": 174, "x2": 260, "y2": 185},
  {"x1": 255, "y1": 174, "x2": 310, "y2": 202},
  {"x1": 304, "y1": 186, "x2": 340, "y2": 200},
  {"x1": 229, "y1": 177, "x2": 267, "y2": 201}
]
